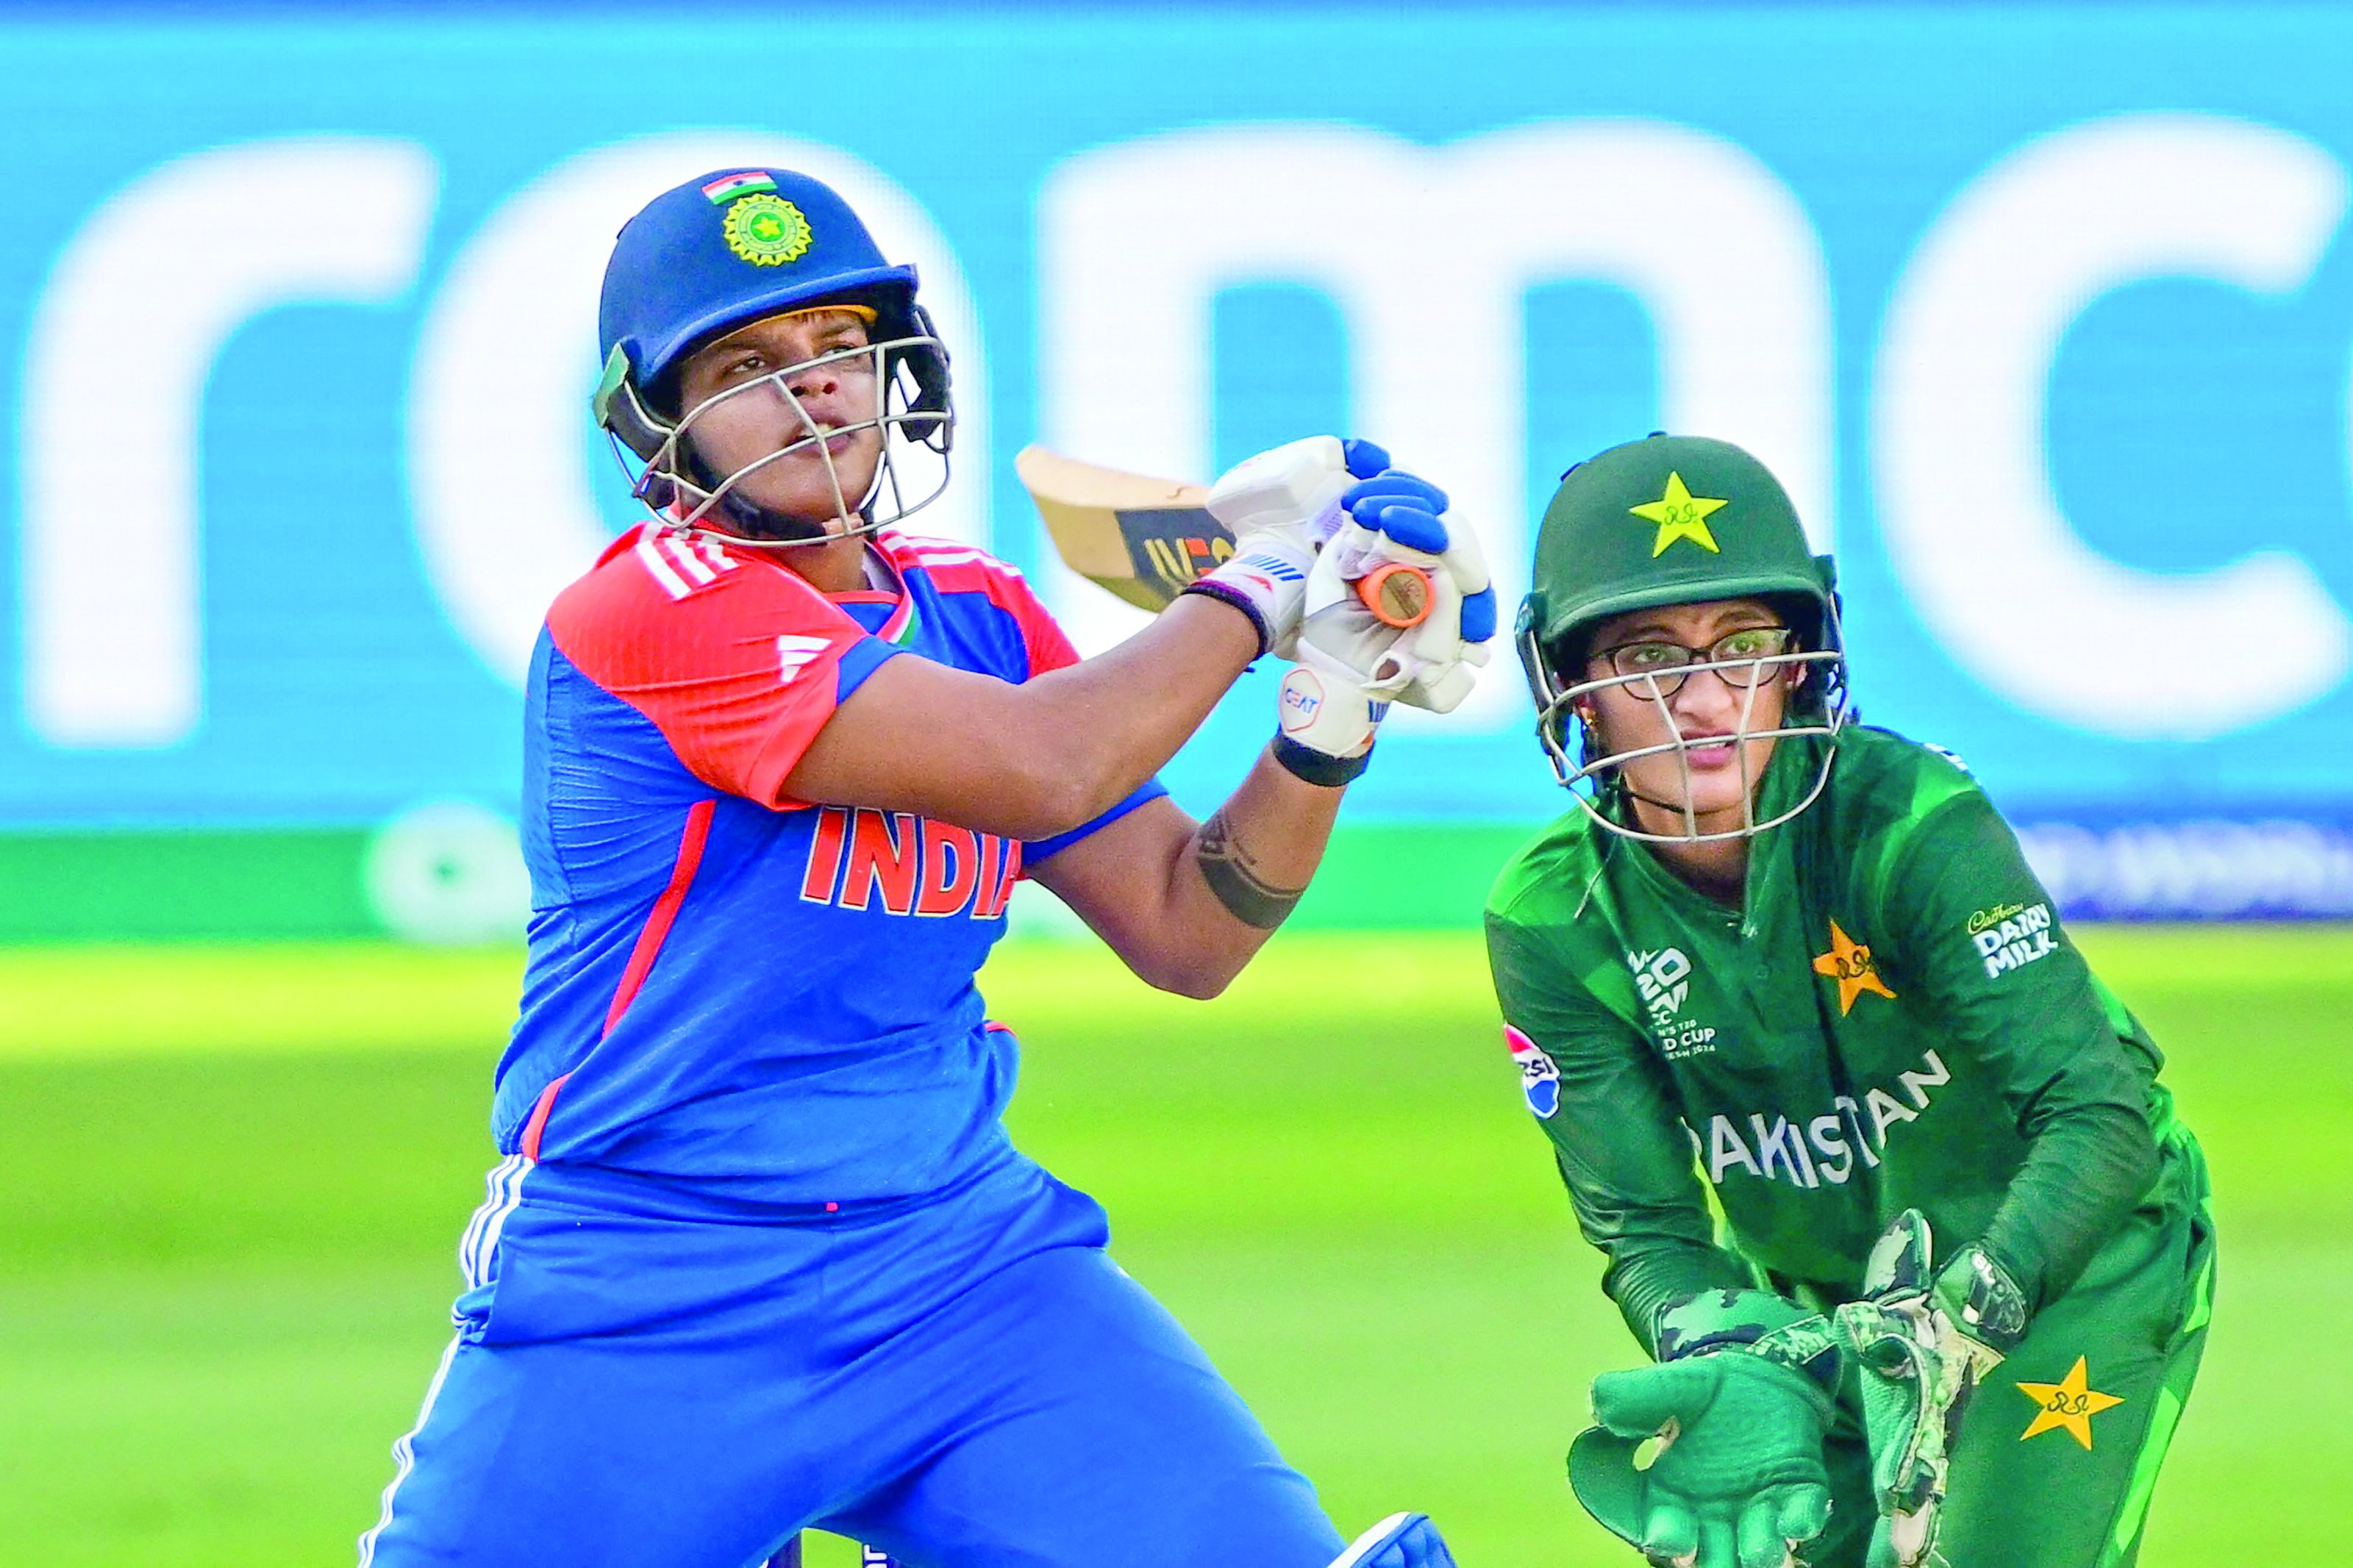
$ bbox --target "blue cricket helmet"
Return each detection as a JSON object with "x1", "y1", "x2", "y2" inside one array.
[
  {"x1": 599, "y1": 166, "x2": 922, "y2": 399},
  {"x1": 593, "y1": 166, "x2": 954, "y2": 534}
]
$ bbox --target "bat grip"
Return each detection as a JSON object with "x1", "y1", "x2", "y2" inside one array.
[{"x1": 1356, "y1": 562, "x2": 1435, "y2": 629}]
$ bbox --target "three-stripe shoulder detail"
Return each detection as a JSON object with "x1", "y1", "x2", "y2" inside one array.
[{"x1": 632, "y1": 529, "x2": 740, "y2": 600}]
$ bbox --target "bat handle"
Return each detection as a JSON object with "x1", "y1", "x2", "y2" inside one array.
[{"x1": 1356, "y1": 562, "x2": 1435, "y2": 630}]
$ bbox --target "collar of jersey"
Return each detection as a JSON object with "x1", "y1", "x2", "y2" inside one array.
[{"x1": 826, "y1": 538, "x2": 920, "y2": 645}]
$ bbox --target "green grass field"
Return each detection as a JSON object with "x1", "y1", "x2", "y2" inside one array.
[{"x1": 2, "y1": 926, "x2": 2346, "y2": 1566}]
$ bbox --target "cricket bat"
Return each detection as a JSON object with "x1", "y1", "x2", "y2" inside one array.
[{"x1": 1015, "y1": 443, "x2": 1432, "y2": 628}]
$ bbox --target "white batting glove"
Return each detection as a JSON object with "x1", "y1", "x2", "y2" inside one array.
[
  {"x1": 1297, "y1": 472, "x2": 1498, "y2": 713},
  {"x1": 1182, "y1": 437, "x2": 1390, "y2": 656},
  {"x1": 1273, "y1": 664, "x2": 1389, "y2": 787}
]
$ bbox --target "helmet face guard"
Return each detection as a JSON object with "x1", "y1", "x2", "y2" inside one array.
[
  {"x1": 593, "y1": 167, "x2": 956, "y2": 546},
  {"x1": 593, "y1": 309, "x2": 953, "y2": 546},
  {"x1": 1516, "y1": 433, "x2": 1850, "y2": 842},
  {"x1": 1517, "y1": 600, "x2": 1851, "y2": 844}
]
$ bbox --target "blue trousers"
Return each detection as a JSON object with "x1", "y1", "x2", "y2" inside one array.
[{"x1": 358, "y1": 1153, "x2": 1344, "y2": 1568}]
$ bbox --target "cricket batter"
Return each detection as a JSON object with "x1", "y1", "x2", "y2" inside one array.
[
  {"x1": 357, "y1": 167, "x2": 1490, "y2": 1568},
  {"x1": 1486, "y1": 435, "x2": 2213, "y2": 1568}
]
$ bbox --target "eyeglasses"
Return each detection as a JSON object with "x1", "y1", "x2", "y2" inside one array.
[{"x1": 1592, "y1": 626, "x2": 1796, "y2": 698}]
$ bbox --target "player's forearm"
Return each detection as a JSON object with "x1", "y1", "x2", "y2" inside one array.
[
  {"x1": 1977, "y1": 1101, "x2": 2157, "y2": 1312},
  {"x1": 1146, "y1": 750, "x2": 1349, "y2": 997},
  {"x1": 1599, "y1": 1236, "x2": 1763, "y2": 1358},
  {"x1": 1010, "y1": 596, "x2": 1260, "y2": 835}
]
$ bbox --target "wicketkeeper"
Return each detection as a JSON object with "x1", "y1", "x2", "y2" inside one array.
[{"x1": 1487, "y1": 434, "x2": 2213, "y2": 1568}]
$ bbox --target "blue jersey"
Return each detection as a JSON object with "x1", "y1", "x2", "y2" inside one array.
[{"x1": 490, "y1": 523, "x2": 1161, "y2": 1206}]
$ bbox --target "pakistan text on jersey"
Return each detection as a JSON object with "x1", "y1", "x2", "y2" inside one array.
[
  {"x1": 1971, "y1": 901, "x2": 2055, "y2": 979},
  {"x1": 800, "y1": 806, "x2": 1023, "y2": 919},
  {"x1": 1686, "y1": 1049, "x2": 1952, "y2": 1189}
]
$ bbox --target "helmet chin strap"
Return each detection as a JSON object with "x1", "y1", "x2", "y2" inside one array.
[
  {"x1": 1585, "y1": 703, "x2": 1759, "y2": 834},
  {"x1": 1613, "y1": 774, "x2": 1756, "y2": 836},
  {"x1": 1619, "y1": 778, "x2": 1707, "y2": 816},
  {"x1": 714, "y1": 484, "x2": 852, "y2": 544},
  {"x1": 672, "y1": 426, "x2": 882, "y2": 546}
]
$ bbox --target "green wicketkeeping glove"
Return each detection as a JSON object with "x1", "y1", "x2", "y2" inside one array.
[
  {"x1": 1568, "y1": 1312, "x2": 1839, "y2": 1568},
  {"x1": 1832, "y1": 1211, "x2": 2028, "y2": 1568}
]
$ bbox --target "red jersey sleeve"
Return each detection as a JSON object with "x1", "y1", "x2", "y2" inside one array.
[
  {"x1": 547, "y1": 528, "x2": 888, "y2": 808},
  {"x1": 1003, "y1": 572, "x2": 1081, "y2": 676}
]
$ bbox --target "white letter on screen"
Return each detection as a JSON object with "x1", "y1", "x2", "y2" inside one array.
[
  {"x1": 1876, "y1": 112, "x2": 2350, "y2": 739},
  {"x1": 23, "y1": 137, "x2": 438, "y2": 746}
]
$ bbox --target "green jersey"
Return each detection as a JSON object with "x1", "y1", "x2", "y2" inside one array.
[{"x1": 1485, "y1": 726, "x2": 2172, "y2": 1356}]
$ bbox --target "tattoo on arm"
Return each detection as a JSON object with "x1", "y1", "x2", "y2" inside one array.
[{"x1": 1193, "y1": 807, "x2": 1305, "y2": 931}]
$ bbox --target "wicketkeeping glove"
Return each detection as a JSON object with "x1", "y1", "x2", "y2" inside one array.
[
  {"x1": 1296, "y1": 472, "x2": 1497, "y2": 712},
  {"x1": 1182, "y1": 436, "x2": 1390, "y2": 656},
  {"x1": 1832, "y1": 1211, "x2": 2028, "y2": 1568},
  {"x1": 1568, "y1": 1300, "x2": 1841, "y2": 1568}
]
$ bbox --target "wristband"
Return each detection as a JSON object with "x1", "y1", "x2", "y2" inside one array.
[
  {"x1": 1179, "y1": 578, "x2": 1271, "y2": 657},
  {"x1": 1271, "y1": 731, "x2": 1371, "y2": 787}
]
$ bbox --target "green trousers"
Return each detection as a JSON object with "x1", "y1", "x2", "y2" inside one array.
[{"x1": 1813, "y1": 1126, "x2": 2215, "y2": 1568}]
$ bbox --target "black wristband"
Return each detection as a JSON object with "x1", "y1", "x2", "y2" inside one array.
[
  {"x1": 1179, "y1": 578, "x2": 1271, "y2": 657},
  {"x1": 1271, "y1": 732, "x2": 1372, "y2": 787}
]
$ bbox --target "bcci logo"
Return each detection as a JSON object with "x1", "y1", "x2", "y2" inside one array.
[
  {"x1": 723, "y1": 194, "x2": 814, "y2": 267},
  {"x1": 1504, "y1": 1025, "x2": 1560, "y2": 1119}
]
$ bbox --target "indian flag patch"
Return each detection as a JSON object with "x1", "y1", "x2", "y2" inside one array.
[{"x1": 702, "y1": 171, "x2": 777, "y2": 204}]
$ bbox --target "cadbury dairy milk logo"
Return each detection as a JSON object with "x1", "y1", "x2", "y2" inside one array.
[{"x1": 1971, "y1": 901, "x2": 2055, "y2": 978}]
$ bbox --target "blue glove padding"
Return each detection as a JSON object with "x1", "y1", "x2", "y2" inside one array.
[
  {"x1": 1338, "y1": 437, "x2": 1391, "y2": 480},
  {"x1": 1342, "y1": 471, "x2": 1450, "y2": 537},
  {"x1": 1333, "y1": 473, "x2": 1497, "y2": 647},
  {"x1": 1460, "y1": 583, "x2": 1498, "y2": 643}
]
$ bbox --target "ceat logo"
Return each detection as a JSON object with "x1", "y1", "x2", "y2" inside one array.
[{"x1": 1279, "y1": 670, "x2": 1327, "y2": 733}]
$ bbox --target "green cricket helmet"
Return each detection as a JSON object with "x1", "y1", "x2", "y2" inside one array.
[{"x1": 1516, "y1": 433, "x2": 1850, "y2": 842}]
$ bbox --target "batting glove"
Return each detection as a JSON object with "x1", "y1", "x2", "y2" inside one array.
[
  {"x1": 1272, "y1": 662, "x2": 1390, "y2": 787},
  {"x1": 1296, "y1": 472, "x2": 1498, "y2": 712},
  {"x1": 1182, "y1": 436, "x2": 1390, "y2": 657}
]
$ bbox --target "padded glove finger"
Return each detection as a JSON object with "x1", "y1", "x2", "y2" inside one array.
[
  {"x1": 1591, "y1": 1358, "x2": 1721, "y2": 1437},
  {"x1": 1337, "y1": 438, "x2": 1390, "y2": 479},
  {"x1": 1733, "y1": 1483, "x2": 1829, "y2": 1568},
  {"x1": 1342, "y1": 471, "x2": 1449, "y2": 515},
  {"x1": 1639, "y1": 1497, "x2": 1699, "y2": 1566},
  {"x1": 1696, "y1": 1514, "x2": 1740, "y2": 1568}
]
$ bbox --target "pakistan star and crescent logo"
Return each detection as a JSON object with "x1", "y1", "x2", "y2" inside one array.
[
  {"x1": 723, "y1": 194, "x2": 814, "y2": 267},
  {"x1": 1812, "y1": 918, "x2": 1896, "y2": 1015},
  {"x1": 1629, "y1": 472, "x2": 1730, "y2": 557},
  {"x1": 2016, "y1": 1356, "x2": 2124, "y2": 1449}
]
